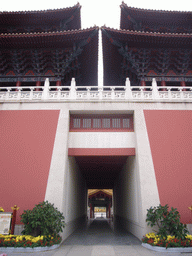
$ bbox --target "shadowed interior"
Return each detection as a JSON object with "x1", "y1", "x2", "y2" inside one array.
[{"x1": 75, "y1": 156, "x2": 128, "y2": 189}]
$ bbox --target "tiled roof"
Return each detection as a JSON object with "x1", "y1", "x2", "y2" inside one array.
[
  {"x1": 102, "y1": 26, "x2": 192, "y2": 48},
  {"x1": 102, "y1": 26, "x2": 192, "y2": 86},
  {"x1": 0, "y1": 3, "x2": 81, "y2": 31},
  {"x1": 0, "y1": 27, "x2": 98, "y2": 49},
  {"x1": 120, "y1": 2, "x2": 192, "y2": 31},
  {"x1": 0, "y1": 3, "x2": 80, "y2": 15},
  {"x1": 121, "y1": 2, "x2": 191, "y2": 14}
]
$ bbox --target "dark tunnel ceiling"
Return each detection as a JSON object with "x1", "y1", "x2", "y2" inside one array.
[{"x1": 75, "y1": 156, "x2": 128, "y2": 189}]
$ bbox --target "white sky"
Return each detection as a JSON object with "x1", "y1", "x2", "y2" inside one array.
[{"x1": 1, "y1": 0, "x2": 192, "y2": 29}]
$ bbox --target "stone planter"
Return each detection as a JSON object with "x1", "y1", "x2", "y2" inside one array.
[
  {"x1": 142, "y1": 243, "x2": 192, "y2": 253},
  {"x1": 0, "y1": 243, "x2": 60, "y2": 253}
]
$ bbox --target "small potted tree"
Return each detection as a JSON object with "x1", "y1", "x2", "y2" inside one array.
[
  {"x1": 20, "y1": 201, "x2": 65, "y2": 242},
  {"x1": 142, "y1": 204, "x2": 192, "y2": 251}
]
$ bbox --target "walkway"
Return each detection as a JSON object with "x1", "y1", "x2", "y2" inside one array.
[
  {"x1": 62, "y1": 218, "x2": 141, "y2": 246},
  {"x1": 3, "y1": 218, "x2": 191, "y2": 256}
]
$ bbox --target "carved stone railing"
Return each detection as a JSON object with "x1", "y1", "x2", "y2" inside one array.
[{"x1": 0, "y1": 78, "x2": 192, "y2": 102}]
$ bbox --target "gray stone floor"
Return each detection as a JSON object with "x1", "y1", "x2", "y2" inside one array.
[{"x1": 2, "y1": 218, "x2": 192, "y2": 256}]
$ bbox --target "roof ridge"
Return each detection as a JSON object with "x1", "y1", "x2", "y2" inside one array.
[
  {"x1": 120, "y1": 1, "x2": 192, "y2": 14},
  {"x1": 0, "y1": 2, "x2": 81, "y2": 15},
  {"x1": 0, "y1": 26, "x2": 99, "y2": 37},
  {"x1": 102, "y1": 26, "x2": 192, "y2": 37}
]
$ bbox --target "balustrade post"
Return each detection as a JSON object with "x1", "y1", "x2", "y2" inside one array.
[
  {"x1": 190, "y1": 88, "x2": 192, "y2": 97},
  {"x1": 99, "y1": 87, "x2": 103, "y2": 100},
  {"x1": 179, "y1": 88, "x2": 184, "y2": 99},
  {"x1": 140, "y1": 87, "x2": 144, "y2": 99},
  {"x1": 42, "y1": 78, "x2": 49, "y2": 100},
  {"x1": 70, "y1": 78, "x2": 76, "y2": 99},
  {"x1": 6, "y1": 88, "x2": 10, "y2": 100},
  {"x1": 111, "y1": 87, "x2": 115, "y2": 99},
  {"x1": 57, "y1": 87, "x2": 61, "y2": 100},
  {"x1": 125, "y1": 77, "x2": 132, "y2": 99},
  {"x1": 87, "y1": 87, "x2": 91, "y2": 99},
  {"x1": 17, "y1": 88, "x2": 21, "y2": 100},
  {"x1": 152, "y1": 78, "x2": 159, "y2": 99},
  {"x1": 168, "y1": 88, "x2": 172, "y2": 99},
  {"x1": 29, "y1": 88, "x2": 34, "y2": 100}
]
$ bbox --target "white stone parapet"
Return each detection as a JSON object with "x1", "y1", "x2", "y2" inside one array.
[{"x1": 0, "y1": 78, "x2": 192, "y2": 102}]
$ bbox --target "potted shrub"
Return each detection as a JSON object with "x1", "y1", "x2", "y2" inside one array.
[
  {"x1": 20, "y1": 201, "x2": 65, "y2": 237},
  {"x1": 142, "y1": 204, "x2": 191, "y2": 250}
]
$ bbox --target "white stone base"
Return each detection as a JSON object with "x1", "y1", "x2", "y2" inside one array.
[
  {"x1": 0, "y1": 244, "x2": 60, "y2": 252},
  {"x1": 142, "y1": 243, "x2": 192, "y2": 253}
]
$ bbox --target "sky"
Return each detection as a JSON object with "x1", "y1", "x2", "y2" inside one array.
[{"x1": 1, "y1": 0, "x2": 192, "y2": 29}]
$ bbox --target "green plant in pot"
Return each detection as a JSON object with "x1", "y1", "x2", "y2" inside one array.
[{"x1": 21, "y1": 201, "x2": 65, "y2": 237}]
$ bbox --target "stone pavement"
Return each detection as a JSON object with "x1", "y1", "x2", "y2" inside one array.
[{"x1": 2, "y1": 218, "x2": 192, "y2": 256}]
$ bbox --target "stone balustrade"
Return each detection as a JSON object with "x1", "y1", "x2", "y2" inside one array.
[{"x1": 0, "y1": 78, "x2": 192, "y2": 102}]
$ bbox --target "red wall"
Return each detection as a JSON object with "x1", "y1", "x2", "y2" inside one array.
[
  {"x1": 0, "y1": 110, "x2": 60, "y2": 223},
  {"x1": 144, "y1": 110, "x2": 192, "y2": 223}
]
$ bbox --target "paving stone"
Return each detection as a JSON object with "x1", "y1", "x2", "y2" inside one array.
[{"x1": 91, "y1": 245, "x2": 115, "y2": 256}]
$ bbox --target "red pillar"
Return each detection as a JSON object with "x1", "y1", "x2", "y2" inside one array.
[
  {"x1": 16, "y1": 81, "x2": 21, "y2": 91},
  {"x1": 141, "y1": 80, "x2": 146, "y2": 91},
  {"x1": 56, "y1": 80, "x2": 61, "y2": 91},
  {"x1": 141, "y1": 80, "x2": 146, "y2": 87},
  {"x1": 181, "y1": 81, "x2": 186, "y2": 91},
  {"x1": 11, "y1": 205, "x2": 19, "y2": 235},
  {"x1": 16, "y1": 81, "x2": 21, "y2": 87},
  {"x1": 56, "y1": 80, "x2": 61, "y2": 87},
  {"x1": 161, "y1": 80, "x2": 166, "y2": 91},
  {"x1": 36, "y1": 81, "x2": 41, "y2": 91}
]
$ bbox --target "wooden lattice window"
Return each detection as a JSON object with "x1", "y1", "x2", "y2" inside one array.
[{"x1": 70, "y1": 115, "x2": 133, "y2": 132}]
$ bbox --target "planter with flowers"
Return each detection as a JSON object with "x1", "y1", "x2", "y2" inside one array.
[
  {"x1": 142, "y1": 204, "x2": 192, "y2": 252},
  {"x1": 0, "y1": 208, "x2": 4, "y2": 213},
  {"x1": 0, "y1": 201, "x2": 65, "y2": 252},
  {"x1": 0, "y1": 234, "x2": 61, "y2": 252}
]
